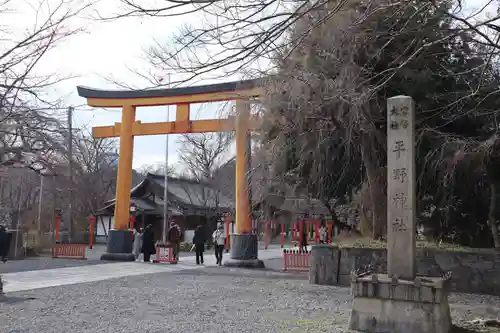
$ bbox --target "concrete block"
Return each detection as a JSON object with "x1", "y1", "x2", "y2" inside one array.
[
  {"x1": 349, "y1": 273, "x2": 452, "y2": 333},
  {"x1": 349, "y1": 296, "x2": 452, "y2": 333},
  {"x1": 309, "y1": 245, "x2": 339, "y2": 285}
]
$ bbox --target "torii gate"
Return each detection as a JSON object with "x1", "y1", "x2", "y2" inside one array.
[{"x1": 77, "y1": 79, "x2": 264, "y2": 265}]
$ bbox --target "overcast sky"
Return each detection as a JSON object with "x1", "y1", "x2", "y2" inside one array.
[{"x1": 9, "y1": 0, "x2": 245, "y2": 170}]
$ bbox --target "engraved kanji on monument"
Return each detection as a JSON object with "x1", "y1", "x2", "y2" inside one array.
[{"x1": 387, "y1": 96, "x2": 416, "y2": 280}]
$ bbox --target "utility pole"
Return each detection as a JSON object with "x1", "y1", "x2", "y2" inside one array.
[
  {"x1": 37, "y1": 173, "x2": 43, "y2": 239},
  {"x1": 52, "y1": 173, "x2": 56, "y2": 243},
  {"x1": 67, "y1": 106, "x2": 73, "y2": 243},
  {"x1": 0, "y1": 168, "x2": 5, "y2": 226},
  {"x1": 162, "y1": 73, "x2": 171, "y2": 243}
]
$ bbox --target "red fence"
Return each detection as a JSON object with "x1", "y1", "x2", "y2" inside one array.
[
  {"x1": 264, "y1": 219, "x2": 335, "y2": 249},
  {"x1": 52, "y1": 244, "x2": 87, "y2": 259},
  {"x1": 282, "y1": 249, "x2": 311, "y2": 272},
  {"x1": 51, "y1": 216, "x2": 94, "y2": 259}
]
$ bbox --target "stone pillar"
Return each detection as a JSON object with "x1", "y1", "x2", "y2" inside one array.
[
  {"x1": 386, "y1": 96, "x2": 416, "y2": 280},
  {"x1": 224, "y1": 99, "x2": 264, "y2": 269},
  {"x1": 348, "y1": 96, "x2": 452, "y2": 333},
  {"x1": 101, "y1": 104, "x2": 136, "y2": 262},
  {"x1": 309, "y1": 244, "x2": 340, "y2": 285}
]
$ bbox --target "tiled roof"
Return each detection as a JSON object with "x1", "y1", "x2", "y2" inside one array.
[
  {"x1": 148, "y1": 174, "x2": 234, "y2": 209},
  {"x1": 99, "y1": 173, "x2": 234, "y2": 215}
]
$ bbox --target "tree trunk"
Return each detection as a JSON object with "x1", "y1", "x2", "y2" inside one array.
[
  {"x1": 9, "y1": 212, "x2": 18, "y2": 230},
  {"x1": 361, "y1": 140, "x2": 386, "y2": 240},
  {"x1": 323, "y1": 201, "x2": 348, "y2": 230},
  {"x1": 488, "y1": 183, "x2": 500, "y2": 248}
]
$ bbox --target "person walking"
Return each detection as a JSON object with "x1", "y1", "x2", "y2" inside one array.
[
  {"x1": 192, "y1": 225, "x2": 205, "y2": 265},
  {"x1": 319, "y1": 223, "x2": 327, "y2": 244},
  {"x1": 300, "y1": 223, "x2": 308, "y2": 252},
  {"x1": 212, "y1": 224, "x2": 226, "y2": 266},
  {"x1": 0, "y1": 225, "x2": 9, "y2": 263},
  {"x1": 142, "y1": 224, "x2": 156, "y2": 262},
  {"x1": 132, "y1": 227, "x2": 143, "y2": 260},
  {"x1": 167, "y1": 221, "x2": 181, "y2": 260}
]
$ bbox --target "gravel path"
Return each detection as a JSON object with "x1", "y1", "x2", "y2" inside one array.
[{"x1": 0, "y1": 266, "x2": 499, "y2": 333}]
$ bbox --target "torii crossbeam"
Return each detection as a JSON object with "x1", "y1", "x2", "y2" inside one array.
[{"x1": 77, "y1": 79, "x2": 264, "y2": 265}]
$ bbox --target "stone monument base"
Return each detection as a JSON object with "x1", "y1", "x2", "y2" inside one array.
[{"x1": 348, "y1": 273, "x2": 452, "y2": 333}]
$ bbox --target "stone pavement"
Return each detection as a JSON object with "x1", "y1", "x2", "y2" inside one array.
[
  {"x1": 2, "y1": 247, "x2": 285, "y2": 293},
  {"x1": 0, "y1": 256, "x2": 102, "y2": 274},
  {"x1": 0, "y1": 243, "x2": 288, "y2": 275}
]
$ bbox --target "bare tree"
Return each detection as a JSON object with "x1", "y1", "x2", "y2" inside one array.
[
  {"x1": 178, "y1": 132, "x2": 233, "y2": 181},
  {"x1": 0, "y1": 133, "x2": 119, "y2": 243},
  {"x1": 67, "y1": 131, "x2": 119, "y2": 233},
  {"x1": 1, "y1": 0, "x2": 91, "y2": 168},
  {"x1": 0, "y1": 168, "x2": 39, "y2": 229},
  {"x1": 98, "y1": 0, "x2": 500, "y2": 89},
  {"x1": 176, "y1": 132, "x2": 233, "y2": 213},
  {"x1": 102, "y1": 0, "x2": 349, "y2": 85},
  {"x1": 0, "y1": 0, "x2": 93, "y2": 242},
  {"x1": 138, "y1": 163, "x2": 175, "y2": 176}
]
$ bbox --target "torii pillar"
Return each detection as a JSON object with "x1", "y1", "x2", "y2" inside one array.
[
  {"x1": 224, "y1": 99, "x2": 264, "y2": 268},
  {"x1": 103, "y1": 104, "x2": 136, "y2": 261}
]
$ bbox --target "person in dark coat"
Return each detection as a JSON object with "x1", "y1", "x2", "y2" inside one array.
[
  {"x1": 300, "y1": 223, "x2": 308, "y2": 252},
  {"x1": 192, "y1": 225, "x2": 205, "y2": 265},
  {"x1": 0, "y1": 225, "x2": 9, "y2": 262},
  {"x1": 141, "y1": 224, "x2": 156, "y2": 262}
]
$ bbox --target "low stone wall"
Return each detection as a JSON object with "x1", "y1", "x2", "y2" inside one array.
[{"x1": 336, "y1": 247, "x2": 500, "y2": 296}]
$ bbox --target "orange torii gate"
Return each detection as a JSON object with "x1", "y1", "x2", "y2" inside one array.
[{"x1": 77, "y1": 79, "x2": 264, "y2": 265}]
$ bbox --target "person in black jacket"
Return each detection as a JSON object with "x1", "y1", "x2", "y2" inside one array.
[
  {"x1": 192, "y1": 225, "x2": 205, "y2": 265},
  {"x1": 142, "y1": 224, "x2": 156, "y2": 262},
  {"x1": 300, "y1": 223, "x2": 308, "y2": 252},
  {"x1": 0, "y1": 225, "x2": 9, "y2": 262}
]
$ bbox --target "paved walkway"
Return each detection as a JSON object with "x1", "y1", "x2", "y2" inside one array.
[{"x1": 2, "y1": 247, "x2": 285, "y2": 293}]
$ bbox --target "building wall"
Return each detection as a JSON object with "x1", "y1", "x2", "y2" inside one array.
[
  {"x1": 96, "y1": 215, "x2": 113, "y2": 244},
  {"x1": 95, "y1": 212, "x2": 230, "y2": 245}
]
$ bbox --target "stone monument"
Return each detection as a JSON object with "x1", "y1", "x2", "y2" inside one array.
[{"x1": 348, "y1": 96, "x2": 452, "y2": 333}]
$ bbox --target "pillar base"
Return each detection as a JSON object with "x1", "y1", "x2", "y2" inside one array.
[
  {"x1": 224, "y1": 259, "x2": 265, "y2": 269},
  {"x1": 348, "y1": 273, "x2": 452, "y2": 333},
  {"x1": 224, "y1": 233, "x2": 265, "y2": 269},
  {"x1": 100, "y1": 229, "x2": 135, "y2": 262}
]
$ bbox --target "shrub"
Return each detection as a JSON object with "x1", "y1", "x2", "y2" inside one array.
[{"x1": 179, "y1": 242, "x2": 194, "y2": 252}]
